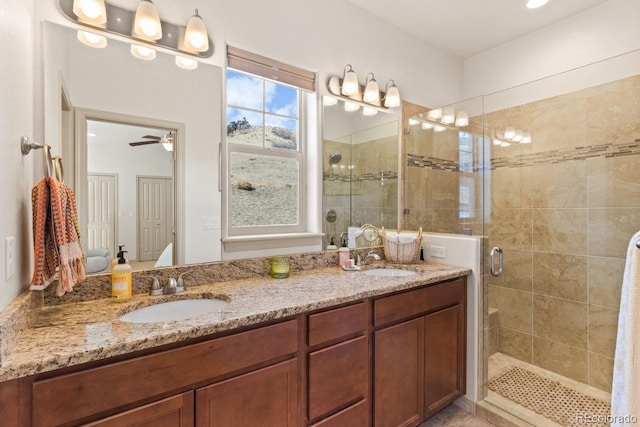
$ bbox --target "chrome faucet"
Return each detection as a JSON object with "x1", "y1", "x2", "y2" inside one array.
[
  {"x1": 141, "y1": 272, "x2": 189, "y2": 296},
  {"x1": 357, "y1": 250, "x2": 381, "y2": 266}
]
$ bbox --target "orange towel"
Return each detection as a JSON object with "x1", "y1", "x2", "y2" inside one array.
[{"x1": 31, "y1": 176, "x2": 86, "y2": 296}]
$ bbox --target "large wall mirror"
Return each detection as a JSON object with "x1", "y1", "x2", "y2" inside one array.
[
  {"x1": 43, "y1": 21, "x2": 222, "y2": 273},
  {"x1": 322, "y1": 98, "x2": 400, "y2": 249}
]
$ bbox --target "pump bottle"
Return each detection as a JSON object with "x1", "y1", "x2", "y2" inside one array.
[
  {"x1": 111, "y1": 245, "x2": 127, "y2": 269},
  {"x1": 111, "y1": 250, "x2": 132, "y2": 302}
]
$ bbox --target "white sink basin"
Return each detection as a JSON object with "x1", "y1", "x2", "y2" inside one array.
[
  {"x1": 119, "y1": 298, "x2": 230, "y2": 324},
  {"x1": 363, "y1": 268, "x2": 417, "y2": 277}
]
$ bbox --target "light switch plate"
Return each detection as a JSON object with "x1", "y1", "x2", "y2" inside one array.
[
  {"x1": 5, "y1": 237, "x2": 15, "y2": 281},
  {"x1": 430, "y1": 245, "x2": 447, "y2": 259}
]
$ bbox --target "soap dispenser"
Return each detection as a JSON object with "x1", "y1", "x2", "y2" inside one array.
[
  {"x1": 111, "y1": 245, "x2": 127, "y2": 269},
  {"x1": 111, "y1": 250, "x2": 132, "y2": 302}
]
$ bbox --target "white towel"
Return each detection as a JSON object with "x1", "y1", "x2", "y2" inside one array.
[{"x1": 611, "y1": 231, "x2": 640, "y2": 426}]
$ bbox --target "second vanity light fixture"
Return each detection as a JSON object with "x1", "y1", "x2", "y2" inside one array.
[
  {"x1": 408, "y1": 107, "x2": 469, "y2": 132},
  {"x1": 63, "y1": 0, "x2": 213, "y2": 70},
  {"x1": 325, "y1": 64, "x2": 401, "y2": 116}
]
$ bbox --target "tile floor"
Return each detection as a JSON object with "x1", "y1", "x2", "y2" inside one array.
[{"x1": 419, "y1": 404, "x2": 495, "y2": 426}]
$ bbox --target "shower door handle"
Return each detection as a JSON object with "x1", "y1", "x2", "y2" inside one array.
[{"x1": 490, "y1": 247, "x2": 503, "y2": 277}]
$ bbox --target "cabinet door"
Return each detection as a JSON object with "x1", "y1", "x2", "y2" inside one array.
[
  {"x1": 374, "y1": 317, "x2": 424, "y2": 427},
  {"x1": 424, "y1": 304, "x2": 465, "y2": 417},
  {"x1": 83, "y1": 391, "x2": 194, "y2": 427},
  {"x1": 196, "y1": 359, "x2": 298, "y2": 427}
]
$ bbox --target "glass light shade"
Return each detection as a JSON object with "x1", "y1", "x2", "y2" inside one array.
[
  {"x1": 521, "y1": 131, "x2": 532, "y2": 144},
  {"x1": 455, "y1": 111, "x2": 469, "y2": 127},
  {"x1": 184, "y1": 9, "x2": 209, "y2": 52},
  {"x1": 162, "y1": 141, "x2": 174, "y2": 151},
  {"x1": 363, "y1": 74, "x2": 380, "y2": 104},
  {"x1": 130, "y1": 44, "x2": 157, "y2": 60},
  {"x1": 341, "y1": 65, "x2": 359, "y2": 96},
  {"x1": 73, "y1": 0, "x2": 107, "y2": 24},
  {"x1": 526, "y1": 0, "x2": 549, "y2": 9},
  {"x1": 175, "y1": 56, "x2": 198, "y2": 70},
  {"x1": 363, "y1": 106, "x2": 378, "y2": 116},
  {"x1": 77, "y1": 30, "x2": 107, "y2": 48},
  {"x1": 421, "y1": 122, "x2": 433, "y2": 130},
  {"x1": 434, "y1": 125, "x2": 446, "y2": 133},
  {"x1": 513, "y1": 130, "x2": 523, "y2": 142},
  {"x1": 427, "y1": 108, "x2": 443, "y2": 121},
  {"x1": 441, "y1": 107, "x2": 455, "y2": 124},
  {"x1": 408, "y1": 118, "x2": 420, "y2": 126},
  {"x1": 383, "y1": 81, "x2": 400, "y2": 108},
  {"x1": 344, "y1": 101, "x2": 360, "y2": 112},
  {"x1": 134, "y1": 0, "x2": 162, "y2": 41},
  {"x1": 504, "y1": 126, "x2": 516, "y2": 140},
  {"x1": 323, "y1": 96, "x2": 338, "y2": 106}
]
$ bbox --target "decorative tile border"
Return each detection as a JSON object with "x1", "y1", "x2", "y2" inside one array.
[{"x1": 323, "y1": 171, "x2": 398, "y2": 182}]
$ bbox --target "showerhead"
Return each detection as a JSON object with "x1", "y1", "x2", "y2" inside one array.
[{"x1": 328, "y1": 153, "x2": 342, "y2": 165}]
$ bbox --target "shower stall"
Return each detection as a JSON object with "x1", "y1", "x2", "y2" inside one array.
[{"x1": 404, "y1": 53, "x2": 639, "y2": 425}]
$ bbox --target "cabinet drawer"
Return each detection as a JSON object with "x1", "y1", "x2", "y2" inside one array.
[
  {"x1": 311, "y1": 399, "x2": 369, "y2": 427},
  {"x1": 308, "y1": 302, "x2": 367, "y2": 347},
  {"x1": 308, "y1": 335, "x2": 368, "y2": 421},
  {"x1": 374, "y1": 278, "x2": 465, "y2": 327},
  {"x1": 32, "y1": 319, "x2": 297, "y2": 426}
]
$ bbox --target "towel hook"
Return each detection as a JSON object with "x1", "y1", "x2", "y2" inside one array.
[
  {"x1": 21, "y1": 136, "x2": 55, "y2": 179},
  {"x1": 20, "y1": 136, "x2": 43, "y2": 155}
]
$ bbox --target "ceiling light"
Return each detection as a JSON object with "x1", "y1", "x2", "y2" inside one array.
[
  {"x1": 77, "y1": 30, "x2": 107, "y2": 48},
  {"x1": 134, "y1": 0, "x2": 162, "y2": 41},
  {"x1": 363, "y1": 106, "x2": 378, "y2": 116},
  {"x1": 130, "y1": 44, "x2": 156, "y2": 60},
  {"x1": 73, "y1": 0, "x2": 107, "y2": 24},
  {"x1": 175, "y1": 56, "x2": 198, "y2": 70},
  {"x1": 323, "y1": 96, "x2": 338, "y2": 106},
  {"x1": 504, "y1": 126, "x2": 516, "y2": 140},
  {"x1": 408, "y1": 118, "x2": 420, "y2": 126},
  {"x1": 421, "y1": 122, "x2": 433, "y2": 130},
  {"x1": 455, "y1": 111, "x2": 469, "y2": 127},
  {"x1": 383, "y1": 80, "x2": 400, "y2": 108},
  {"x1": 363, "y1": 73, "x2": 380, "y2": 105},
  {"x1": 521, "y1": 132, "x2": 532, "y2": 144},
  {"x1": 341, "y1": 65, "x2": 359, "y2": 96},
  {"x1": 427, "y1": 108, "x2": 442, "y2": 121},
  {"x1": 184, "y1": 9, "x2": 209, "y2": 52},
  {"x1": 526, "y1": 0, "x2": 549, "y2": 9},
  {"x1": 344, "y1": 101, "x2": 360, "y2": 112},
  {"x1": 434, "y1": 125, "x2": 446, "y2": 133}
]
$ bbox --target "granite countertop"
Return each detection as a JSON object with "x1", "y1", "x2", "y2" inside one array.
[{"x1": 0, "y1": 261, "x2": 470, "y2": 382}]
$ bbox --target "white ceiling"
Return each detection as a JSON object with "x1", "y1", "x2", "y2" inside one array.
[{"x1": 345, "y1": 0, "x2": 611, "y2": 58}]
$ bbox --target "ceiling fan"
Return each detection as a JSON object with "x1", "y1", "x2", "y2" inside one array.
[{"x1": 129, "y1": 132, "x2": 175, "y2": 151}]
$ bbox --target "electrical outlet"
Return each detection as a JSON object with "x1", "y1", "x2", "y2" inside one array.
[
  {"x1": 202, "y1": 216, "x2": 220, "y2": 230},
  {"x1": 430, "y1": 245, "x2": 447, "y2": 259},
  {"x1": 5, "y1": 237, "x2": 15, "y2": 281}
]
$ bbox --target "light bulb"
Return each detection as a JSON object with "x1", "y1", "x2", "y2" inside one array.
[
  {"x1": 323, "y1": 96, "x2": 338, "y2": 106},
  {"x1": 521, "y1": 131, "x2": 532, "y2": 144},
  {"x1": 455, "y1": 111, "x2": 469, "y2": 127},
  {"x1": 513, "y1": 130, "x2": 523, "y2": 142},
  {"x1": 184, "y1": 9, "x2": 209, "y2": 52},
  {"x1": 341, "y1": 65, "x2": 359, "y2": 96},
  {"x1": 493, "y1": 139, "x2": 502, "y2": 146},
  {"x1": 130, "y1": 44, "x2": 156, "y2": 60},
  {"x1": 344, "y1": 101, "x2": 360, "y2": 112},
  {"x1": 77, "y1": 30, "x2": 107, "y2": 48},
  {"x1": 504, "y1": 127, "x2": 516, "y2": 140},
  {"x1": 434, "y1": 125, "x2": 446, "y2": 133},
  {"x1": 421, "y1": 122, "x2": 433, "y2": 130},
  {"x1": 363, "y1": 73, "x2": 380, "y2": 104},
  {"x1": 427, "y1": 108, "x2": 443, "y2": 121},
  {"x1": 526, "y1": 0, "x2": 549, "y2": 9},
  {"x1": 134, "y1": 0, "x2": 162, "y2": 41},
  {"x1": 73, "y1": 0, "x2": 107, "y2": 24},
  {"x1": 441, "y1": 107, "x2": 455, "y2": 124},
  {"x1": 383, "y1": 80, "x2": 400, "y2": 108},
  {"x1": 363, "y1": 106, "x2": 378, "y2": 116},
  {"x1": 408, "y1": 118, "x2": 420, "y2": 126},
  {"x1": 175, "y1": 56, "x2": 198, "y2": 70},
  {"x1": 500, "y1": 141, "x2": 511, "y2": 147}
]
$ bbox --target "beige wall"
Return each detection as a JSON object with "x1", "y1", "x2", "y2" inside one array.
[{"x1": 486, "y1": 74, "x2": 640, "y2": 392}]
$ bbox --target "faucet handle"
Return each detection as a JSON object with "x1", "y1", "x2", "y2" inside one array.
[
  {"x1": 140, "y1": 275, "x2": 162, "y2": 296},
  {"x1": 164, "y1": 277, "x2": 178, "y2": 294},
  {"x1": 175, "y1": 271, "x2": 189, "y2": 292}
]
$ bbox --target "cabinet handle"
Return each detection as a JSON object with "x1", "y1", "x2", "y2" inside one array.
[{"x1": 490, "y1": 247, "x2": 503, "y2": 277}]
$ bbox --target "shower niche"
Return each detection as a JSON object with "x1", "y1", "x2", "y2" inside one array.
[{"x1": 322, "y1": 97, "x2": 400, "y2": 249}]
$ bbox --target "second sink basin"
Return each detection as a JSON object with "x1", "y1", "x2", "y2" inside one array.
[
  {"x1": 363, "y1": 268, "x2": 417, "y2": 277},
  {"x1": 119, "y1": 298, "x2": 230, "y2": 324}
]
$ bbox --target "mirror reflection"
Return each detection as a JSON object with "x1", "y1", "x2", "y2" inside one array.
[
  {"x1": 322, "y1": 97, "x2": 400, "y2": 249},
  {"x1": 85, "y1": 120, "x2": 174, "y2": 273}
]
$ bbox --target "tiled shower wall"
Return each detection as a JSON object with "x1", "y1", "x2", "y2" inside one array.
[{"x1": 486, "y1": 74, "x2": 640, "y2": 392}]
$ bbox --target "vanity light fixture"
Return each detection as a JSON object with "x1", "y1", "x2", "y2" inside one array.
[
  {"x1": 383, "y1": 80, "x2": 401, "y2": 108},
  {"x1": 427, "y1": 108, "x2": 443, "y2": 121},
  {"x1": 526, "y1": 0, "x2": 549, "y2": 9},
  {"x1": 134, "y1": 0, "x2": 162, "y2": 41},
  {"x1": 496, "y1": 127, "x2": 533, "y2": 145},
  {"x1": 363, "y1": 106, "x2": 378, "y2": 116},
  {"x1": 341, "y1": 65, "x2": 359, "y2": 97},
  {"x1": 73, "y1": 0, "x2": 106, "y2": 25},
  {"x1": 77, "y1": 30, "x2": 107, "y2": 48},
  {"x1": 184, "y1": 9, "x2": 209, "y2": 53},
  {"x1": 455, "y1": 111, "x2": 469, "y2": 127},
  {"x1": 130, "y1": 43, "x2": 157, "y2": 60},
  {"x1": 175, "y1": 56, "x2": 198, "y2": 70},
  {"x1": 363, "y1": 73, "x2": 381, "y2": 105}
]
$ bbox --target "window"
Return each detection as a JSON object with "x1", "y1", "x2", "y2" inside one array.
[{"x1": 224, "y1": 47, "x2": 316, "y2": 242}]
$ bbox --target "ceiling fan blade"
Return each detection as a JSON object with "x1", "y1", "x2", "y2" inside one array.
[
  {"x1": 129, "y1": 140, "x2": 160, "y2": 146},
  {"x1": 141, "y1": 135, "x2": 162, "y2": 140}
]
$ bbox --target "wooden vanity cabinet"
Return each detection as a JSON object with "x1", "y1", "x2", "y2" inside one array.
[{"x1": 373, "y1": 277, "x2": 466, "y2": 426}]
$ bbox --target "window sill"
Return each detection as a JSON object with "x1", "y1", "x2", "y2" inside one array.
[{"x1": 222, "y1": 232, "x2": 324, "y2": 253}]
